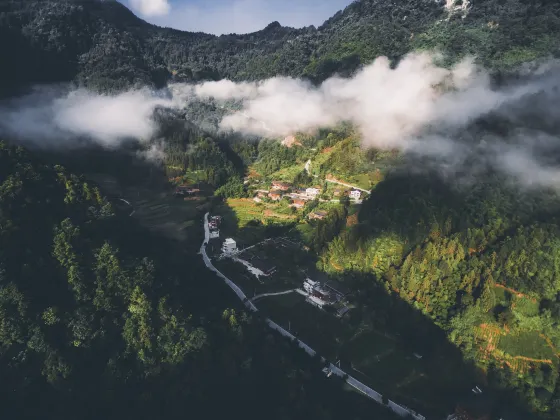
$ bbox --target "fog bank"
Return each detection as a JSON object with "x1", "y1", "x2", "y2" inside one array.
[{"x1": 2, "y1": 52, "x2": 560, "y2": 190}]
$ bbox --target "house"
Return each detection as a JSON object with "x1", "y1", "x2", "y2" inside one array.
[
  {"x1": 291, "y1": 199, "x2": 306, "y2": 209},
  {"x1": 209, "y1": 229, "x2": 220, "y2": 239},
  {"x1": 271, "y1": 181, "x2": 291, "y2": 191},
  {"x1": 305, "y1": 187, "x2": 321, "y2": 197},
  {"x1": 268, "y1": 192, "x2": 282, "y2": 201},
  {"x1": 222, "y1": 238, "x2": 238, "y2": 255},
  {"x1": 308, "y1": 210, "x2": 328, "y2": 220},
  {"x1": 325, "y1": 279, "x2": 351, "y2": 298},
  {"x1": 349, "y1": 190, "x2": 361, "y2": 200},
  {"x1": 303, "y1": 278, "x2": 336, "y2": 308},
  {"x1": 303, "y1": 278, "x2": 319, "y2": 293},
  {"x1": 254, "y1": 190, "x2": 268, "y2": 202}
]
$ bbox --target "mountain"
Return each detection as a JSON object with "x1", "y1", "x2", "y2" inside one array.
[{"x1": 1, "y1": 0, "x2": 560, "y2": 95}]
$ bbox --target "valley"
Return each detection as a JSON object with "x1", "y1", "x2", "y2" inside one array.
[{"x1": 2, "y1": 0, "x2": 560, "y2": 419}]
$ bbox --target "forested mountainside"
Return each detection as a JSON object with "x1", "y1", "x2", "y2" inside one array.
[
  {"x1": 1, "y1": 0, "x2": 560, "y2": 94},
  {"x1": 0, "y1": 141, "x2": 403, "y2": 420},
  {"x1": 220, "y1": 125, "x2": 560, "y2": 418}
]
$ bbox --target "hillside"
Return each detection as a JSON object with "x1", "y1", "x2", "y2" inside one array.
[
  {"x1": 1, "y1": 0, "x2": 560, "y2": 95},
  {"x1": 223, "y1": 125, "x2": 560, "y2": 418},
  {"x1": 0, "y1": 141, "x2": 407, "y2": 420}
]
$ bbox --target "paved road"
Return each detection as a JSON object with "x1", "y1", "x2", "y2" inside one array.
[{"x1": 199, "y1": 213, "x2": 425, "y2": 420}]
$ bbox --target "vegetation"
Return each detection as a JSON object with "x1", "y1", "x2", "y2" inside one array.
[
  {"x1": 317, "y1": 169, "x2": 560, "y2": 417},
  {"x1": 2, "y1": 0, "x2": 560, "y2": 417},
  {"x1": 2, "y1": 0, "x2": 560, "y2": 96},
  {"x1": 0, "y1": 142, "x2": 405, "y2": 420}
]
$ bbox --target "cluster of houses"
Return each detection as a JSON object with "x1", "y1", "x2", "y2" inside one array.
[
  {"x1": 208, "y1": 215, "x2": 221, "y2": 239},
  {"x1": 254, "y1": 181, "x2": 322, "y2": 208},
  {"x1": 253, "y1": 180, "x2": 362, "y2": 209}
]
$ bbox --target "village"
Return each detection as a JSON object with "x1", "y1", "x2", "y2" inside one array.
[{"x1": 253, "y1": 180, "x2": 364, "y2": 212}]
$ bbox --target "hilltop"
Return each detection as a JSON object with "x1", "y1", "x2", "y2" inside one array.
[{"x1": 1, "y1": 0, "x2": 560, "y2": 95}]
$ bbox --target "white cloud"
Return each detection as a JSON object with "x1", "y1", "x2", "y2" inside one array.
[
  {"x1": 191, "y1": 52, "x2": 544, "y2": 149},
  {"x1": 129, "y1": 0, "x2": 171, "y2": 17},
  {"x1": 0, "y1": 87, "x2": 172, "y2": 148},
  {"x1": 183, "y1": 52, "x2": 560, "y2": 190},
  {"x1": 4, "y1": 51, "x2": 560, "y2": 191}
]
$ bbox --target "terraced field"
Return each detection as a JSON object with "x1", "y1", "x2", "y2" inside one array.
[{"x1": 87, "y1": 173, "x2": 203, "y2": 241}]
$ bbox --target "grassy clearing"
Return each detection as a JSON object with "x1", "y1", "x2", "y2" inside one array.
[
  {"x1": 499, "y1": 331, "x2": 557, "y2": 360},
  {"x1": 225, "y1": 198, "x2": 298, "y2": 228},
  {"x1": 267, "y1": 162, "x2": 306, "y2": 181}
]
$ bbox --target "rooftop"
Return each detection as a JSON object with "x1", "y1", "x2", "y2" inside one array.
[{"x1": 325, "y1": 279, "x2": 351, "y2": 296}]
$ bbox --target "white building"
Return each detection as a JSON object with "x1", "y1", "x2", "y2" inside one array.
[
  {"x1": 305, "y1": 187, "x2": 321, "y2": 197},
  {"x1": 349, "y1": 190, "x2": 361, "y2": 200},
  {"x1": 210, "y1": 230, "x2": 220, "y2": 239},
  {"x1": 303, "y1": 278, "x2": 319, "y2": 293},
  {"x1": 303, "y1": 278, "x2": 335, "y2": 308},
  {"x1": 222, "y1": 238, "x2": 238, "y2": 255}
]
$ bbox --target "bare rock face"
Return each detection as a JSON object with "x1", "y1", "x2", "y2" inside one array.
[{"x1": 281, "y1": 135, "x2": 302, "y2": 148}]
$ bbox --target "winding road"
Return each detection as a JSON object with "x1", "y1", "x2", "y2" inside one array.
[{"x1": 199, "y1": 213, "x2": 425, "y2": 420}]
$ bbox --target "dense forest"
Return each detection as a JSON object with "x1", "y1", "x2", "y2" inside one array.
[
  {"x1": 312, "y1": 143, "x2": 560, "y2": 417},
  {"x1": 1, "y1": 0, "x2": 560, "y2": 95}
]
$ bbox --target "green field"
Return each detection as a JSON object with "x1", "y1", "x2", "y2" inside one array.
[
  {"x1": 499, "y1": 331, "x2": 557, "y2": 360},
  {"x1": 267, "y1": 162, "x2": 307, "y2": 181}
]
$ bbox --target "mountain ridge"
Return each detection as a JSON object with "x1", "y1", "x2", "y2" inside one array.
[{"x1": 1, "y1": 0, "x2": 560, "y2": 95}]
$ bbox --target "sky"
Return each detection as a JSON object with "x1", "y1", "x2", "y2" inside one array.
[{"x1": 122, "y1": 0, "x2": 354, "y2": 35}]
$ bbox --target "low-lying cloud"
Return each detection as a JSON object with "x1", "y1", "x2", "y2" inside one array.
[
  {"x1": 0, "y1": 86, "x2": 173, "y2": 148},
  {"x1": 2, "y1": 51, "x2": 560, "y2": 190},
  {"x1": 192, "y1": 53, "x2": 548, "y2": 149}
]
